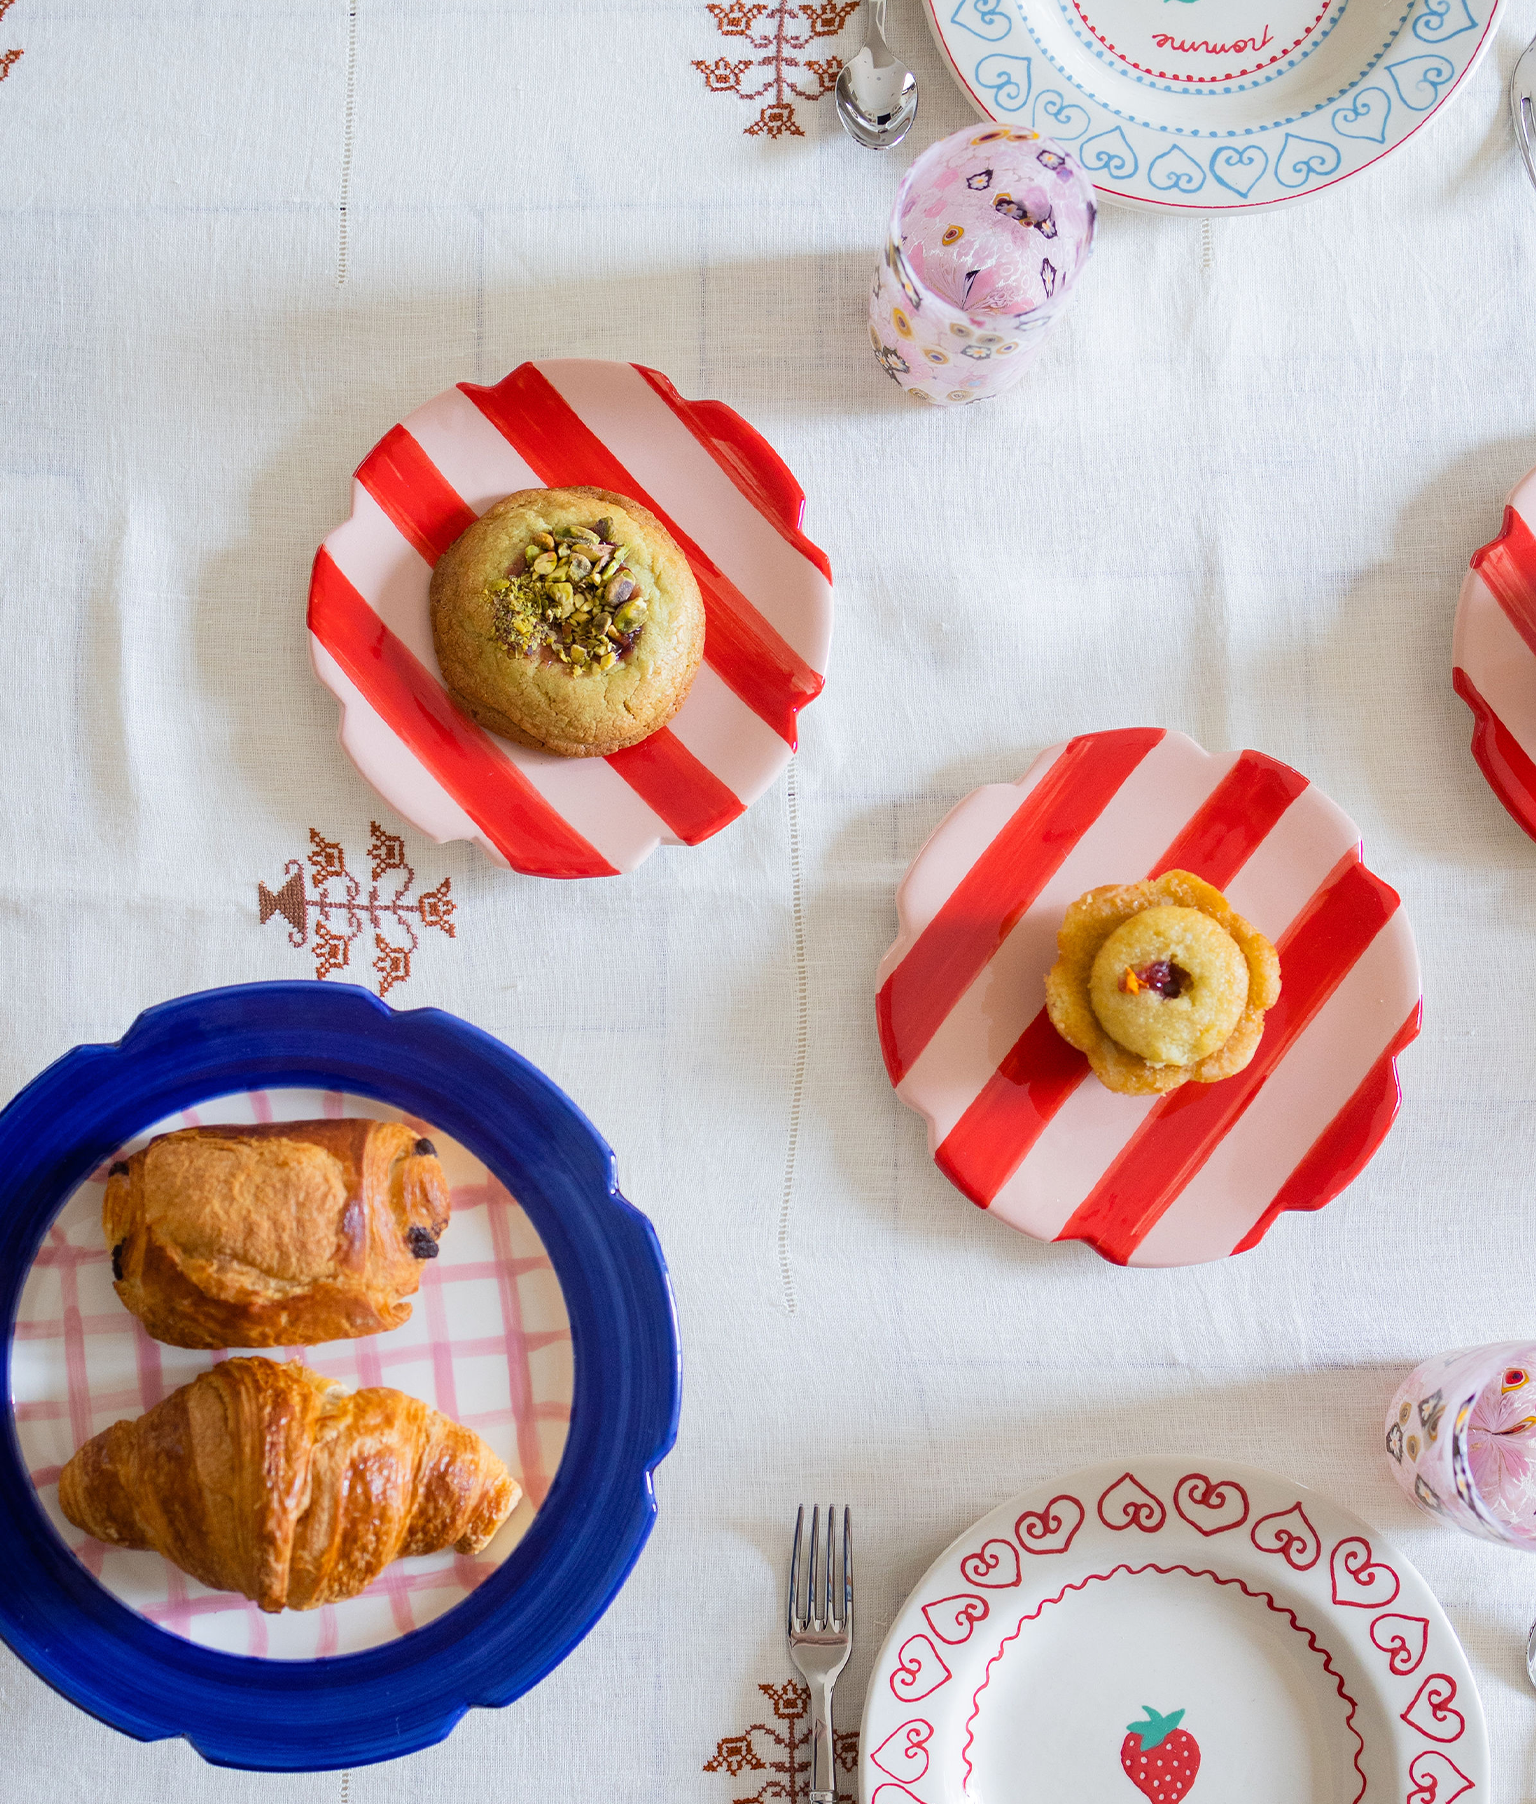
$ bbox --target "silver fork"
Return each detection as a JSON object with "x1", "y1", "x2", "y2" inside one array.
[
  {"x1": 787, "y1": 1506, "x2": 853, "y2": 1804},
  {"x1": 1514, "y1": 32, "x2": 1536, "y2": 194}
]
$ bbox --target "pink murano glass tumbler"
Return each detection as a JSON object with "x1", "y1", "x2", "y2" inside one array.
[
  {"x1": 868, "y1": 123, "x2": 1096, "y2": 407},
  {"x1": 1386, "y1": 1342, "x2": 1536, "y2": 1549}
]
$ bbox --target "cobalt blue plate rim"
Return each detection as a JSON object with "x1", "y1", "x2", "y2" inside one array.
[{"x1": 0, "y1": 980, "x2": 682, "y2": 1772}]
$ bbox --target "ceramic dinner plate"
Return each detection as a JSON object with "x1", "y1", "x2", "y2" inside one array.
[
  {"x1": 862, "y1": 1458, "x2": 1488, "y2": 1804},
  {"x1": 309, "y1": 358, "x2": 833, "y2": 878},
  {"x1": 0, "y1": 982, "x2": 680, "y2": 1770},
  {"x1": 923, "y1": 0, "x2": 1499, "y2": 211},
  {"x1": 877, "y1": 729, "x2": 1420, "y2": 1266},
  {"x1": 1452, "y1": 463, "x2": 1536, "y2": 844}
]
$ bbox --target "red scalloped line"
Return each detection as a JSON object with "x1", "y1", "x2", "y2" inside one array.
[
  {"x1": 956, "y1": 1562, "x2": 1367, "y2": 1802},
  {"x1": 1067, "y1": 0, "x2": 1332, "y2": 82}
]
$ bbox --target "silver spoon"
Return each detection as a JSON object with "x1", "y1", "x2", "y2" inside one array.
[
  {"x1": 1526, "y1": 1616, "x2": 1536, "y2": 1688},
  {"x1": 835, "y1": 0, "x2": 918, "y2": 149}
]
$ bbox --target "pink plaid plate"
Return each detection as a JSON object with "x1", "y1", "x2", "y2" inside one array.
[{"x1": 10, "y1": 1088, "x2": 571, "y2": 1660}]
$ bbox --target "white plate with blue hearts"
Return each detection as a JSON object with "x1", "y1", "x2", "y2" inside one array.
[{"x1": 922, "y1": 0, "x2": 1499, "y2": 210}]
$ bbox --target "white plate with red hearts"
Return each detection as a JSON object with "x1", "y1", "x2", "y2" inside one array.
[{"x1": 860, "y1": 1458, "x2": 1486, "y2": 1804}]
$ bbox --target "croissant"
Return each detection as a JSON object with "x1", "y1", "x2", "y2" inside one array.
[
  {"x1": 105, "y1": 1119, "x2": 451, "y2": 1348},
  {"x1": 58, "y1": 1357, "x2": 520, "y2": 1611}
]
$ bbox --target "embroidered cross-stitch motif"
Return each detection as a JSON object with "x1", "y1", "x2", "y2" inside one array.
[
  {"x1": 693, "y1": 0, "x2": 858, "y2": 138},
  {"x1": 258, "y1": 823, "x2": 455, "y2": 996},
  {"x1": 705, "y1": 1681, "x2": 858, "y2": 1802},
  {"x1": 1, "y1": 0, "x2": 22, "y2": 84}
]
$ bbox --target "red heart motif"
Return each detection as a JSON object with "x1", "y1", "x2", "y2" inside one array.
[
  {"x1": 1401, "y1": 1674, "x2": 1465, "y2": 1745},
  {"x1": 871, "y1": 1787, "x2": 927, "y2": 1804},
  {"x1": 1173, "y1": 1473, "x2": 1250, "y2": 1536},
  {"x1": 1407, "y1": 1750, "x2": 1476, "y2": 1803},
  {"x1": 1250, "y1": 1502, "x2": 1321, "y2": 1570},
  {"x1": 890, "y1": 1633, "x2": 952, "y2": 1703},
  {"x1": 1330, "y1": 1535, "x2": 1401, "y2": 1609},
  {"x1": 1015, "y1": 1494, "x2": 1085, "y2": 1555},
  {"x1": 1370, "y1": 1612, "x2": 1429, "y2": 1676},
  {"x1": 960, "y1": 1538, "x2": 1022, "y2": 1588},
  {"x1": 1097, "y1": 1472, "x2": 1167, "y2": 1532},
  {"x1": 870, "y1": 1720, "x2": 933, "y2": 1784},
  {"x1": 922, "y1": 1594, "x2": 990, "y2": 1645}
]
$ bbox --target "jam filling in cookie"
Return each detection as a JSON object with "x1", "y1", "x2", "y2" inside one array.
[
  {"x1": 486, "y1": 517, "x2": 649, "y2": 675},
  {"x1": 1087, "y1": 904, "x2": 1248, "y2": 1069},
  {"x1": 1043, "y1": 870, "x2": 1282, "y2": 1097}
]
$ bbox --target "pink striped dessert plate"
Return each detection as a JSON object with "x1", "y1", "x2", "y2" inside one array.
[
  {"x1": 309, "y1": 358, "x2": 833, "y2": 878},
  {"x1": 860, "y1": 1457, "x2": 1488, "y2": 1804},
  {"x1": 1452, "y1": 463, "x2": 1536, "y2": 842},
  {"x1": 876, "y1": 728, "x2": 1421, "y2": 1267}
]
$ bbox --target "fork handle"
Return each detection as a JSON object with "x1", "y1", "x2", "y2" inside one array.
[{"x1": 807, "y1": 1677, "x2": 837, "y2": 1803}]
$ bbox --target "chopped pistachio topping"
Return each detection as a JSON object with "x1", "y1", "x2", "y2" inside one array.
[{"x1": 486, "y1": 517, "x2": 649, "y2": 674}]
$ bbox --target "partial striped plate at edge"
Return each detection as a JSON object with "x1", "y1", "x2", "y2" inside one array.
[
  {"x1": 875, "y1": 728, "x2": 1422, "y2": 1268},
  {"x1": 307, "y1": 359, "x2": 835, "y2": 879},
  {"x1": 1452, "y1": 463, "x2": 1536, "y2": 845}
]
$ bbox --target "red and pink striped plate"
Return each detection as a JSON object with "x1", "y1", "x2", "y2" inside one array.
[
  {"x1": 876, "y1": 730, "x2": 1421, "y2": 1267},
  {"x1": 1452, "y1": 464, "x2": 1536, "y2": 843},
  {"x1": 308, "y1": 360, "x2": 834, "y2": 878}
]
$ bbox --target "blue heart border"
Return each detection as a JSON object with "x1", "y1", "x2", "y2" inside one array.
[
  {"x1": 931, "y1": 0, "x2": 1500, "y2": 208},
  {"x1": 0, "y1": 981, "x2": 682, "y2": 1771}
]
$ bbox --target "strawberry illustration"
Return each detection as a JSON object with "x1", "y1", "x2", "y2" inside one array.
[{"x1": 1120, "y1": 1706, "x2": 1200, "y2": 1802}]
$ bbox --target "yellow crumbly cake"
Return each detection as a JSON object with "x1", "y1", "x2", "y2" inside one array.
[{"x1": 1044, "y1": 869, "x2": 1281, "y2": 1096}]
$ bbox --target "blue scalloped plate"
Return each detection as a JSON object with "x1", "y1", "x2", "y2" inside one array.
[
  {"x1": 924, "y1": 0, "x2": 1500, "y2": 210},
  {"x1": 0, "y1": 982, "x2": 680, "y2": 1771}
]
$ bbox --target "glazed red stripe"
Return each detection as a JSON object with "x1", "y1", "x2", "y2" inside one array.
[
  {"x1": 877, "y1": 730, "x2": 1164, "y2": 1087},
  {"x1": 356, "y1": 424, "x2": 478, "y2": 566},
  {"x1": 605, "y1": 729, "x2": 744, "y2": 845},
  {"x1": 1231, "y1": 1002, "x2": 1421, "y2": 1255},
  {"x1": 1471, "y1": 505, "x2": 1536, "y2": 655},
  {"x1": 1056, "y1": 854, "x2": 1400, "y2": 1265},
  {"x1": 1149, "y1": 750, "x2": 1308, "y2": 878},
  {"x1": 933, "y1": 749, "x2": 1308, "y2": 1207},
  {"x1": 461, "y1": 366, "x2": 823, "y2": 746},
  {"x1": 308, "y1": 548, "x2": 618, "y2": 879},
  {"x1": 1453, "y1": 666, "x2": 1536, "y2": 840},
  {"x1": 935, "y1": 1013, "x2": 1087, "y2": 1206},
  {"x1": 631, "y1": 364, "x2": 834, "y2": 583}
]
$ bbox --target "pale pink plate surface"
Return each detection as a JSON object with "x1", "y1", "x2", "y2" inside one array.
[
  {"x1": 876, "y1": 729, "x2": 1421, "y2": 1268},
  {"x1": 1451, "y1": 464, "x2": 1536, "y2": 843},
  {"x1": 308, "y1": 359, "x2": 834, "y2": 878}
]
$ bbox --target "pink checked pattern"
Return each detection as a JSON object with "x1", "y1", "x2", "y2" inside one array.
[{"x1": 10, "y1": 1089, "x2": 573, "y2": 1660}]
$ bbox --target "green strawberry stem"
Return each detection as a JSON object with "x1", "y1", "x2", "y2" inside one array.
[{"x1": 1126, "y1": 1706, "x2": 1186, "y2": 1751}]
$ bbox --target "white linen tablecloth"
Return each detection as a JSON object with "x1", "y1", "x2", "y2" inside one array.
[{"x1": 4, "y1": 0, "x2": 1536, "y2": 1796}]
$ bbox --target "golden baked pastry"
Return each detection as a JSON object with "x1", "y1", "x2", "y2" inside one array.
[
  {"x1": 58, "y1": 1357, "x2": 519, "y2": 1612},
  {"x1": 1044, "y1": 870, "x2": 1281, "y2": 1096},
  {"x1": 105, "y1": 1119, "x2": 450, "y2": 1349},
  {"x1": 430, "y1": 485, "x2": 705, "y2": 757}
]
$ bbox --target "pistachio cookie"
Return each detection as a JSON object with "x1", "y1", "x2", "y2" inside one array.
[
  {"x1": 430, "y1": 485, "x2": 705, "y2": 758},
  {"x1": 1044, "y1": 870, "x2": 1281, "y2": 1096}
]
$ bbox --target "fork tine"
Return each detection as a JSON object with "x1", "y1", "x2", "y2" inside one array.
[
  {"x1": 807, "y1": 1504, "x2": 821, "y2": 1628},
  {"x1": 824, "y1": 1507, "x2": 836, "y2": 1628},
  {"x1": 842, "y1": 1506, "x2": 853, "y2": 1630},
  {"x1": 788, "y1": 1505, "x2": 804, "y2": 1635}
]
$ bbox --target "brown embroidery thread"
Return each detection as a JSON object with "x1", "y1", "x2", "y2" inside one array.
[
  {"x1": 258, "y1": 823, "x2": 455, "y2": 996},
  {"x1": 0, "y1": 0, "x2": 20, "y2": 85},
  {"x1": 705, "y1": 1681, "x2": 858, "y2": 1803},
  {"x1": 694, "y1": 0, "x2": 858, "y2": 138}
]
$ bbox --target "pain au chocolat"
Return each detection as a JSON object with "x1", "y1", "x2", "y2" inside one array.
[{"x1": 104, "y1": 1119, "x2": 451, "y2": 1349}]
